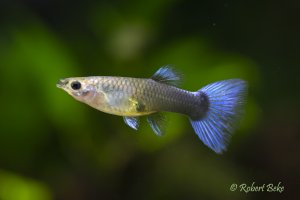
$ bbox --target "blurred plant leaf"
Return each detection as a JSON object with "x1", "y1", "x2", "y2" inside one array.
[{"x1": 0, "y1": 170, "x2": 52, "y2": 200}]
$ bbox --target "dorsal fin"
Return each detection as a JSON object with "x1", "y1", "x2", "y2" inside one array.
[{"x1": 151, "y1": 66, "x2": 182, "y2": 86}]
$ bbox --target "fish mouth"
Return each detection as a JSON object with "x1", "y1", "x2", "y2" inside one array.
[{"x1": 56, "y1": 79, "x2": 68, "y2": 88}]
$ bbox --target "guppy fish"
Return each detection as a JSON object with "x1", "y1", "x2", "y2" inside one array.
[{"x1": 57, "y1": 66, "x2": 247, "y2": 153}]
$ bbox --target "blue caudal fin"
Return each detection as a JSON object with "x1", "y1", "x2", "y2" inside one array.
[{"x1": 189, "y1": 79, "x2": 247, "y2": 154}]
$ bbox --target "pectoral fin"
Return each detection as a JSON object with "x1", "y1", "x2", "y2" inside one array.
[
  {"x1": 147, "y1": 113, "x2": 166, "y2": 136},
  {"x1": 124, "y1": 116, "x2": 140, "y2": 130}
]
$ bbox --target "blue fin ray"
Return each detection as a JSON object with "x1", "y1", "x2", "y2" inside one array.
[
  {"x1": 123, "y1": 116, "x2": 140, "y2": 130},
  {"x1": 151, "y1": 65, "x2": 182, "y2": 86},
  {"x1": 190, "y1": 79, "x2": 247, "y2": 154},
  {"x1": 147, "y1": 113, "x2": 166, "y2": 136}
]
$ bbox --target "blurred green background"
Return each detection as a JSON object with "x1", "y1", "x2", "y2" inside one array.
[{"x1": 0, "y1": 0, "x2": 299, "y2": 199}]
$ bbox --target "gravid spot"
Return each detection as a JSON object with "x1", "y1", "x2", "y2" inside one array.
[{"x1": 136, "y1": 102, "x2": 145, "y2": 112}]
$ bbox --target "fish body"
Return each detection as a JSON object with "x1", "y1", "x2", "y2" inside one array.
[{"x1": 57, "y1": 66, "x2": 247, "y2": 153}]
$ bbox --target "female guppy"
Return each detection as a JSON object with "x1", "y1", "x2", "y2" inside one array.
[{"x1": 57, "y1": 66, "x2": 247, "y2": 153}]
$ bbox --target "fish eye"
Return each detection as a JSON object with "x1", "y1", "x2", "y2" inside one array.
[{"x1": 71, "y1": 81, "x2": 81, "y2": 90}]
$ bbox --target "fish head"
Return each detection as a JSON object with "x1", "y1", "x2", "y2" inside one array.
[{"x1": 57, "y1": 77, "x2": 97, "y2": 103}]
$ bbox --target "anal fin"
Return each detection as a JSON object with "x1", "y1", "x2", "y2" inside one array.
[{"x1": 147, "y1": 113, "x2": 166, "y2": 136}]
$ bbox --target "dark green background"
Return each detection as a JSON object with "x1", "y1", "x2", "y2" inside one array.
[{"x1": 0, "y1": 0, "x2": 299, "y2": 199}]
